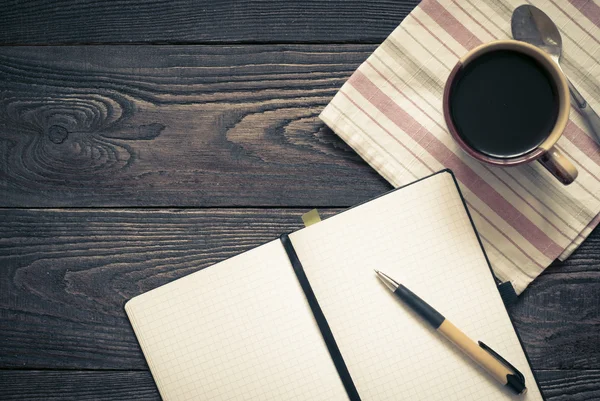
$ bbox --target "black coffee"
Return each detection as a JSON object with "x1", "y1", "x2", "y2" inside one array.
[{"x1": 449, "y1": 50, "x2": 559, "y2": 158}]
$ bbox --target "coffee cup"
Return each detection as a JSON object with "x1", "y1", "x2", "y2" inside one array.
[{"x1": 443, "y1": 40, "x2": 577, "y2": 185}]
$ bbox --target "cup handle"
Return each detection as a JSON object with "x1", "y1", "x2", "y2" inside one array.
[{"x1": 537, "y1": 146, "x2": 578, "y2": 185}]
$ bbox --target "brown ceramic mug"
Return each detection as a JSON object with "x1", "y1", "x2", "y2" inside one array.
[{"x1": 443, "y1": 40, "x2": 577, "y2": 185}]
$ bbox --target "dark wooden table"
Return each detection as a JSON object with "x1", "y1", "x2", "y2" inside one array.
[{"x1": 1, "y1": 1, "x2": 599, "y2": 399}]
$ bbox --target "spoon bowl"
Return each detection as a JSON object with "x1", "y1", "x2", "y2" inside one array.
[
  {"x1": 511, "y1": 5, "x2": 563, "y2": 64},
  {"x1": 512, "y1": 4, "x2": 600, "y2": 144}
]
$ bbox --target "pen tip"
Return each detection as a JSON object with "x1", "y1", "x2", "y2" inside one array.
[{"x1": 374, "y1": 269, "x2": 380, "y2": 274}]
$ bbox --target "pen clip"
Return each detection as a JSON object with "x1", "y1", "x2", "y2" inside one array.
[{"x1": 478, "y1": 341, "x2": 527, "y2": 394}]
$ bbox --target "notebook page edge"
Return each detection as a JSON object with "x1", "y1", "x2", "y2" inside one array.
[
  {"x1": 289, "y1": 171, "x2": 543, "y2": 400},
  {"x1": 125, "y1": 299, "x2": 170, "y2": 401},
  {"x1": 123, "y1": 239, "x2": 288, "y2": 401},
  {"x1": 431, "y1": 171, "x2": 547, "y2": 401},
  {"x1": 124, "y1": 239, "x2": 347, "y2": 401},
  {"x1": 439, "y1": 171, "x2": 547, "y2": 401}
]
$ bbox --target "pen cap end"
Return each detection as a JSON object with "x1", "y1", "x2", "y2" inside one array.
[{"x1": 506, "y1": 373, "x2": 527, "y2": 395}]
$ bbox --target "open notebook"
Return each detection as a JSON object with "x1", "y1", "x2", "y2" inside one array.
[{"x1": 125, "y1": 170, "x2": 544, "y2": 401}]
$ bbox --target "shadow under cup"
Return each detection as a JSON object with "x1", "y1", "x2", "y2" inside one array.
[{"x1": 443, "y1": 40, "x2": 577, "y2": 185}]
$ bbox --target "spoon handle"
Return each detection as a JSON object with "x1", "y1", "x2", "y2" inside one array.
[{"x1": 567, "y1": 79, "x2": 600, "y2": 145}]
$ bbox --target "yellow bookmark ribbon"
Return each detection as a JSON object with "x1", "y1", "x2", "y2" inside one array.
[{"x1": 301, "y1": 209, "x2": 322, "y2": 227}]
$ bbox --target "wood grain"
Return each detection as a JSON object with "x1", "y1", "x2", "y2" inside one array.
[
  {"x1": 2, "y1": 1, "x2": 597, "y2": 400},
  {"x1": 536, "y1": 370, "x2": 600, "y2": 401},
  {"x1": 1, "y1": 369, "x2": 599, "y2": 400},
  {"x1": 0, "y1": 0, "x2": 419, "y2": 45},
  {"x1": 0, "y1": 208, "x2": 338, "y2": 369},
  {"x1": 0, "y1": 45, "x2": 392, "y2": 207},
  {"x1": 0, "y1": 371, "x2": 160, "y2": 401},
  {"x1": 1, "y1": 208, "x2": 598, "y2": 372}
]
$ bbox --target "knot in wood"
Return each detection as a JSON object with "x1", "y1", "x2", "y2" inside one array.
[{"x1": 48, "y1": 125, "x2": 69, "y2": 144}]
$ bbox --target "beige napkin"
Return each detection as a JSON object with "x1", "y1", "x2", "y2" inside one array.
[{"x1": 321, "y1": 0, "x2": 600, "y2": 294}]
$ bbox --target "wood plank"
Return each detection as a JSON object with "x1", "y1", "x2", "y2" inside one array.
[
  {"x1": 0, "y1": 0, "x2": 419, "y2": 45},
  {"x1": 542, "y1": 233, "x2": 600, "y2": 274},
  {"x1": 1, "y1": 369, "x2": 600, "y2": 400},
  {"x1": 511, "y1": 271, "x2": 600, "y2": 370},
  {"x1": 0, "y1": 371, "x2": 160, "y2": 401},
  {"x1": 1, "y1": 208, "x2": 598, "y2": 371},
  {"x1": 0, "y1": 45, "x2": 391, "y2": 207},
  {"x1": 536, "y1": 370, "x2": 600, "y2": 401},
  {"x1": 0, "y1": 208, "x2": 339, "y2": 369}
]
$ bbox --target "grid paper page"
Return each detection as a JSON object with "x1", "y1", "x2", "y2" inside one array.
[
  {"x1": 125, "y1": 240, "x2": 348, "y2": 401},
  {"x1": 290, "y1": 171, "x2": 543, "y2": 401}
]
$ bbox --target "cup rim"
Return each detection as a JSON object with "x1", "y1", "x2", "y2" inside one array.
[{"x1": 442, "y1": 39, "x2": 570, "y2": 166}]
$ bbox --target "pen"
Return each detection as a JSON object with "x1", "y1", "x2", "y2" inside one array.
[{"x1": 375, "y1": 270, "x2": 527, "y2": 395}]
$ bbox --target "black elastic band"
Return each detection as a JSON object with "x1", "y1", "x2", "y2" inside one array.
[
  {"x1": 280, "y1": 234, "x2": 361, "y2": 401},
  {"x1": 497, "y1": 282, "x2": 518, "y2": 307}
]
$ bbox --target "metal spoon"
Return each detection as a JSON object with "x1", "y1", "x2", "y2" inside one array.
[{"x1": 512, "y1": 4, "x2": 600, "y2": 145}]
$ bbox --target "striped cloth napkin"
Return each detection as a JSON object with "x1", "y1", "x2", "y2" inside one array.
[{"x1": 321, "y1": 0, "x2": 600, "y2": 294}]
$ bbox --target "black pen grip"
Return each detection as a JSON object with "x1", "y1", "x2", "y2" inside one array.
[{"x1": 395, "y1": 284, "x2": 445, "y2": 329}]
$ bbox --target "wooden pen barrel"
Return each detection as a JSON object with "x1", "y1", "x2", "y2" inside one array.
[
  {"x1": 437, "y1": 320, "x2": 511, "y2": 385},
  {"x1": 390, "y1": 279, "x2": 526, "y2": 394}
]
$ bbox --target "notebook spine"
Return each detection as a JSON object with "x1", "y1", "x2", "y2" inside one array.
[{"x1": 280, "y1": 234, "x2": 362, "y2": 401}]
